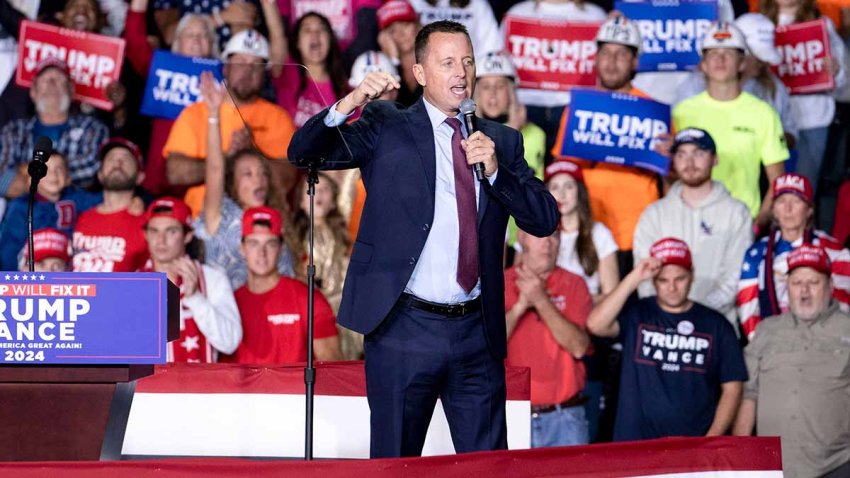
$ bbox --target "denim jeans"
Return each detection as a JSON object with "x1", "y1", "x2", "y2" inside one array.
[
  {"x1": 530, "y1": 404, "x2": 589, "y2": 448},
  {"x1": 795, "y1": 126, "x2": 830, "y2": 193}
]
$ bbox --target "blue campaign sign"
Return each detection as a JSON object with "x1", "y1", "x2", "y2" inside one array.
[
  {"x1": 0, "y1": 272, "x2": 169, "y2": 365},
  {"x1": 140, "y1": 50, "x2": 222, "y2": 120},
  {"x1": 615, "y1": 0, "x2": 718, "y2": 72},
  {"x1": 561, "y1": 89, "x2": 671, "y2": 175}
]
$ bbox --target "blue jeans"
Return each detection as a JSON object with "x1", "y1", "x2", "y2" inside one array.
[
  {"x1": 530, "y1": 405, "x2": 589, "y2": 448},
  {"x1": 795, "y1": 126, "x2": 830, "y2": 192}
]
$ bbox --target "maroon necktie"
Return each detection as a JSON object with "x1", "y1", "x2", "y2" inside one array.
[{"x1": 445, "y1": 117, "x2": 479, "y2": 293}]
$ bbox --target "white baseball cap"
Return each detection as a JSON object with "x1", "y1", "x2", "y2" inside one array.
[
  {"x1": 349, "y1": 51, "x2": 400, "y2": 88},
  {"x1": 734, "y1": 13, "x2": 782, "y2": 65},
  {"x1": 221, "y1": 29, "x2": 270, "y2": 61},
  {"x1": 596, "y1": 16, "x2": 642, "y2": 53},
  {"x1": 700, "y1": 22, "x2": 749, "y2": 55},
  {"x1": 476, "y1": 51, "x2": 517, "y2": 82}
]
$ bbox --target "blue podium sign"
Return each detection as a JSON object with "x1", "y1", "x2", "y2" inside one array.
[
  {"x1": 561, "y1": 89, "x2": 671, "y2": 175},
  {"x1": 0, "y1": 272, "x2": 169, "y2": 365}
]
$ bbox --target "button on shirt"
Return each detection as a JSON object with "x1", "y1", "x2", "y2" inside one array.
[
  {"x1": 744, "y1": 303, "x2": 850, "y2": 478},
  {"x1": 324, "y1": 98, "x2": 497, "y2": 304}
]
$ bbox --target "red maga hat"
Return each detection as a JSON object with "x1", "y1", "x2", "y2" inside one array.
[
  {"x1": 143, "y1": 197, "x2": 192, "y2": 228},
  {"x1": 773, "y1": 173, "x2": 813, "y2": 204},
  {"x1": 544, "y1": 160, "x2": 584, "y2": 184},
  {"x1": 787, "y1": 244, "x2": 831, "y2": 275},
  {"x1": 242, "y1": 206, "x2": 283, "y2": 237},
  {"x1": 377, "y1": 0, "x2": 418, "y2": 30},
  {"x1": 650, "y1": 237, "x2": 693, "y2": 271}
]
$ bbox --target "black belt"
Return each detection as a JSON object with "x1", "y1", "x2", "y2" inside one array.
[
  {"x1": 531, "y1": 393, "x2": 589, "y2": 415},
  {"x1": 399, "y1": 293, "x2": 481, "y2": 317}
]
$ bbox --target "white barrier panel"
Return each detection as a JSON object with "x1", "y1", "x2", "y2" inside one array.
[{"x1": 122, "y1": 362, "x2": 531, "y2": 458}]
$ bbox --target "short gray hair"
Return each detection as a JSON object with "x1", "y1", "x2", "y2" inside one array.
[{"x1": 172, "y1": 13, "x2": 219, "y2": 58}]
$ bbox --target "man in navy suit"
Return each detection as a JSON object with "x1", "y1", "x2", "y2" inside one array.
[{"x1": 288, "y1": 21, "x2": 558, "y2": 458}]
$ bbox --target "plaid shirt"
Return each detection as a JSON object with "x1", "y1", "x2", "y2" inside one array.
[{"x1": 0, "y1": 114, "x2": 108, "y2": 195}]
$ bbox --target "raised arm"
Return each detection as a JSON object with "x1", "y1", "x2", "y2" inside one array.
[
  {"x1": 260, "y1": 0, "x2": 288, "y2": 76},
  {"x1": 200, "y1": 71, "x2": 226, "y2": 236},
  {"x1": 588, "y1": 257, "x2": 660, "y2": 338}
]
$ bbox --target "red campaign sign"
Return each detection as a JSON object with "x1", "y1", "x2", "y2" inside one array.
[
  {"x1": 772, "y1": 18, "x2": 834, "y2": 94},
  {"x1": 504, "y1": 17, "x2": 601, "y2": 91},
  {"x1": 16, "y1": 20, "x2": 126, "y2": 111}
]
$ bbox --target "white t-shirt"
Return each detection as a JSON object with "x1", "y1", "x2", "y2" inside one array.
[
  {"x1": 556, "y1": 222, "x2": 618, "y2": 295},
  {"x1": 502, "y1": 0, "x2": 607, "y2": 107}
]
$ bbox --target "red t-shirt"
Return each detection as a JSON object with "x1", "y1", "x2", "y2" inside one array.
[
  {"x1": 224, "y1": 277, "x2": 338, "y2": 365},
  {"x1": 72, "y1": 208, "x2": 148, "y2": 272},
  {"x1": 505, "y1": 266, "x2": 592, "y2": 406}
]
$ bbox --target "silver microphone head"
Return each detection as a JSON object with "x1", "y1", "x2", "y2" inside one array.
[{"x1": 459, "y1": 98, "x2": 476, "y2": 115}]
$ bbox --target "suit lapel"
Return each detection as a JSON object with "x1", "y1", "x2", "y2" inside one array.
[
  {"x1": 476, "y1": 120, "x2": 492, "y2": 226},
  {"x1": 403, "y1": 99, "x2": 437, "y2": 202}
]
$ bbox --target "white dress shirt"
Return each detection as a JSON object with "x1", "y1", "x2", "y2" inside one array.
[{"x1": 323, "y1": 98, "x2": 497, "y2": 304}]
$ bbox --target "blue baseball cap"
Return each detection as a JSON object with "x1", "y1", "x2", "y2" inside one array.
[{"x1": 671, "y1": 128, "x2": 717, "y2": 155}]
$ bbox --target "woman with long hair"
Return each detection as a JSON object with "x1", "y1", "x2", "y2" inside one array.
[
  {"x1": 194, "y1": 71, "x2": 294, "y2": 289},
  {"x1": 544, "y1": 162, "x2": 619, "y2": 301},
  {"x1": 287, "y1": 174, "x2": 359, "y2": 358},
  {"x1": 758, "y1": 0, "x2": 846, "y2": 189},
  {"x1": 273, "y1": 12, "x2": 349, "y2": 127}
]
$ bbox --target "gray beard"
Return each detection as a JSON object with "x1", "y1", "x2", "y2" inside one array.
[{"x1": 35, "y1": 93, "x2": 71, "y2": 116}]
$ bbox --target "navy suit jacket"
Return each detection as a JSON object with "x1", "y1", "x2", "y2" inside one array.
[{"x1": 288, "y1": 98, "x2": 559, "y2": 359}]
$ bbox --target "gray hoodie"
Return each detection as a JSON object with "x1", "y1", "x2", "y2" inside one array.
[{"x1": 633, "y1": 181, "x2": 753, "y2": 328}]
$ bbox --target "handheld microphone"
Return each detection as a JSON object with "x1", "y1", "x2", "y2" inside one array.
[
  {"x1": 28, "y1": 136, "x2": 53, "y2": 184},
  {"x1": 459, "y1": 98, "x2": 485, "y2": 182}
]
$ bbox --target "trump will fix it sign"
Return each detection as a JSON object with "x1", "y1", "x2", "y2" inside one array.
[
  {"x1": 773, "y1": 18, "x2": 834, "y2": 94},
  {"x1": 16, "y1": 20, "x2": 125, "y2": 110}
]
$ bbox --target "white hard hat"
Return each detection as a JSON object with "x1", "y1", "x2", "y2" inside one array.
[
  {"x1": 734, "y1": 13, "x2": 782, "y2": 65},
  {"x1": 221, "y1": 29, "x2": 270, "y2": 61},
  {"x1": 700, "y1": 21, "x2": 749, "y2": 55},
  {"x1": 476, "y1": 51, "x2": 517, "y2": 82},
  {"x1": 349, "y1": 51, "x2": 400, "y2": 88},
  {"x1": 596, "y1": 16, "x2": 642, "y2": 53}
]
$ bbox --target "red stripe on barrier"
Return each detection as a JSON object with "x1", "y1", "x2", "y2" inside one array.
[
  {"x1": 0, "y1": 436, "x2": 782, "y2": 477},
  {"x1": 135, "y1": 362, "x2": 531, "y2": 401}
]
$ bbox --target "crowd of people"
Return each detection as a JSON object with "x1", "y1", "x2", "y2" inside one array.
[{"x1": 0, "y1": 0, "x2": 849, "y2": 475}]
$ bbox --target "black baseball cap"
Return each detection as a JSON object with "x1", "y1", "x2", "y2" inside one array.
[{"x1": 671, "y1": 128, "x2": 717, "y2": 155}]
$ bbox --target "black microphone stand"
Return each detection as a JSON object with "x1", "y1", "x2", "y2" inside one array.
[
  {"x1": 26, "y1": 160, "x2": 49, "y2": 272},
  {"x1": 303, "y1": 159, "x2": 320, "y2": 461}
]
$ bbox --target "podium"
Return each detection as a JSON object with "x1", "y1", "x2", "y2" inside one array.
[{"x1": 0, "y1": 273, "x2": 179, "y2": 461}]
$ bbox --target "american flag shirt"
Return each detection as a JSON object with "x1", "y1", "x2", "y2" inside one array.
[{"x1": 736, "y1": 229, "x2": 850, "y2": 339}]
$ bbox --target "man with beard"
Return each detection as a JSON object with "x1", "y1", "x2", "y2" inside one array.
[
  {"x1": 72, "y1": 137, "x2": 149, "y2": 272},
  {"x1": 734, "y1": 244, "x2": 850, "y2": 478},
  {"x1": 551, "y1": 17, "x2": 661, "y2": 273},
  {"x1": 588, "y1": 238, "x2": 747, "y2": 440},
  {"x1": 164, "y1": 29, "x2": 296, "y2": 216},
  {"x1": 0, "y1": 58, "x2": 108, "y2": 198},
  {"x1": 673, "y1": 22, "x2": 788, "y2": 230},
  {"x1": 633, "y1": 129, "x2": 752, "y2": 328}
]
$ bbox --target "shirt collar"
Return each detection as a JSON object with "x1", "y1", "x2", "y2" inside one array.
[{"x1": 422, "y1": 96, "x2": 464, "y2": 133}]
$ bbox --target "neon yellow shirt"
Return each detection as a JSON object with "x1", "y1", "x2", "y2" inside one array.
[{"x1": 673, "y1": 91, "x2": 789, "y2": 217}]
